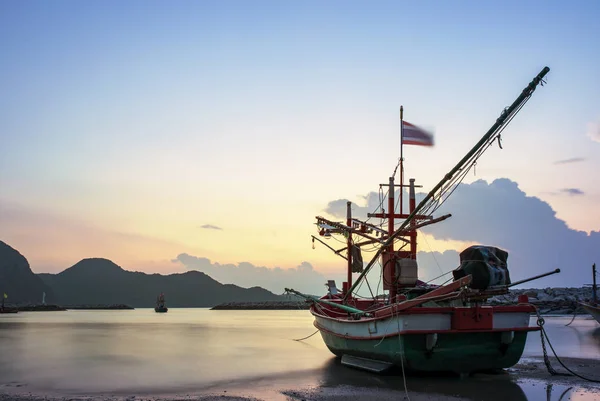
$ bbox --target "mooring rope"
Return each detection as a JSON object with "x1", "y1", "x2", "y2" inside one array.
[
  {"x1": 397, "y1": 313, "x2": 411, "y2": 401},
  {"x1": 535, "y1": 310, "x2": 568, "y2": 376},
  {"x1": 293, "y1": 329, "x2": 319, "y2": 342},
  {"x1": 565, "y1": 305, "x2": 580, "y2": 326},
  {"x1": 532, "y1": 306, "x2": 600, "y2": 383}
]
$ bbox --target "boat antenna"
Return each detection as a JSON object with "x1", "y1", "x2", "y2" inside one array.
[{"x1": 343, "y1": 66, "x2": 551, "y2": 302}]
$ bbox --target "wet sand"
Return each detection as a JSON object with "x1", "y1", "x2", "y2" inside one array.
[{"x1": 2, "y1": 355, "x2": 599, "y2": 401}]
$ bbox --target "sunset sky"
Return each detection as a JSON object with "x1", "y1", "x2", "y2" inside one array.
[{"x1": 1, "y1": 1, "x2": 599, "y2": 293}]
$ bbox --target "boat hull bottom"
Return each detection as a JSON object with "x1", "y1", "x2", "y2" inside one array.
[{"x1": 320, "y1": 330, "x2": 529, "y2": 374}]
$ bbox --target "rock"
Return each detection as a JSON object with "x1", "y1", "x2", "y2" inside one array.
[
  {"x1": 486, "y1": 286, "x2": 592, "y2": 315},
  {"x1": 17, "y1": 304, "x2": 66, "y2": 311},
  {"x1": 537, "y1": 293, "x2": 554, "y2": 302},
  {"x1": 65, "y1": 304, "x2": 134, "y2": 310},
  {"x1": 211, "y1": 301, "x2": 310, "y2": 310}
]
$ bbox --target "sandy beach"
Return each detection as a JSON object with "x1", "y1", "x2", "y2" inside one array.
[{"x1": 2, "y1": 355, "x2": 599, "y2": 401}]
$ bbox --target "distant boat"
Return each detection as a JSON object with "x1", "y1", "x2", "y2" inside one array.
[
  {"x1": 155, "y1": 292, "x2": 168, "y2": 313},
  {"x1": 580, "y1": 263, "x2": 599, "y2": 324}
]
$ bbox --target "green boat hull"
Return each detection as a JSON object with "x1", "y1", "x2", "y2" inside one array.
[{"x1": 320, "y1": 330, "x2": 529, "y2": 374}]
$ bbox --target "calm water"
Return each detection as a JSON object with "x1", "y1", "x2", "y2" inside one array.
[{"x1": 1, "y1": 309, "x2": 599, "y2": 399}]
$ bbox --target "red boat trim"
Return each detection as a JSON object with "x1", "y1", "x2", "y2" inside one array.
[
  {"x1": 313, "y1": 321, "x2": 540, "y2": 341},
  {"x1": 310, "y1": 304, "x2": 536, "y2": 323}
]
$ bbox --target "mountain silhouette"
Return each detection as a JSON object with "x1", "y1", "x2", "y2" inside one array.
[
  {"x1": 38, "y1": 257, "x2": 284, "y2": 307},
  {"x1": 0, "y1": 241, "x2": 55, "y2": 304}
]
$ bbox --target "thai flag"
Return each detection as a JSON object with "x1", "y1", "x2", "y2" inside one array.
[{"x1": 402, "y1": 121, "x2": 434, "y2": 146}]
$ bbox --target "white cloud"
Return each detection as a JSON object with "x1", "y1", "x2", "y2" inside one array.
[
  {"x1": 418, "y1": 179, "x2": 599, "y2": 287},
  {"x1": 172, "y1": 255, "x2": 338, "y2": 295},
  {"x1": 587, "y1": 119, "x2": 600, "y2": 143},
  {"x1": 325, "y1": 178, "x2": 600, "y2": 288}
]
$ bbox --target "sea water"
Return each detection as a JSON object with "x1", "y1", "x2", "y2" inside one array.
[{"x1": 0, "y1": 309, "x2": 599, "y2": 400}]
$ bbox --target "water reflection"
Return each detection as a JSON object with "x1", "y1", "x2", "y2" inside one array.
[
  {"x1": 316, "y1": 357, "x2": 599, "y2": 401},
  {"x1": 524, "y1": 316, "x2": 600, "y2": 359},
  {"x1": 547, "y1": 384, "x2": 573, "y2": 401},
  {"x1": 317, "y1": 357, "x2": 528, "y2": 401},
  {"x1": 0, "y1": 309, "x2": 326, "y2": 394},
  {"x1": 0, "y1": 310, "x2": 599, "y2": 400}
]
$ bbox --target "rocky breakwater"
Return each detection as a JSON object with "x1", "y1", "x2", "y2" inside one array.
[
  {"x1": 65, "y1": 304, "x2": 134, "y2": 310},
  {"x1": 7, "y1": 304, "x2": 134, "y2": 311},
  {"x1": 488, "y1": 287, "x2": 594, "y2": 314},
  {"x1": 17, "y1": 304, "x2": 66, "y2": 311},
  {"x1": 211, "y1": 301, "x2": 311, "y2": 310}
]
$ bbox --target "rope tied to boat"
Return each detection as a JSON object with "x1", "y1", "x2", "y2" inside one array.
[
  {"x1": 535, "y1": 313, "x2": 566, "y2": 376},
  {"x1": 565, "y1": 305, "x2": 581, "y2": 326},
  {"x1": 293, "y1": 330, "x2": 319, "y2": 342},
  {"x1": 531, "y1": 305, "x2": 600, "y2": 383}
]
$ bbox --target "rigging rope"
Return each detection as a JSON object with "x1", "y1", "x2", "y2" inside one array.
[
  {"x1": 419, "y1": 229, "x2": 444, "y2": 277},
  {"x1": 345, "y1": 80, "x2": 544, "y2": 300},
  {"x1": 398, "y1": 316, "x2": 411, "y2": 401},
  {"x1": 421, "y1": 96, "x2": 532, "y2": 218},
  {"x1": 365, "y1": 186, "x2": 388, "y2": 225},
  {"x1": 424, "y1": 270, "x2": 454, "y2": 285}
]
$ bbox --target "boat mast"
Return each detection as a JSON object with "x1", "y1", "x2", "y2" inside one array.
[
  {"x1": 346, "y1": 201, "x2": 352, "y2": 293},
  {"x1": 387, "y1": 106, "x2": 404, "y2": 302},
  {"x1": 399, "y1": 105, "x2": 404, "y2": 217},
  {"x1": 409, "y1": 178, "x2": 417, "y2": 259},
  {"x1": 593, "y1": 263, "x2": 597, "y2": 305},
  {"x1": 387, "y1": 175, "x2": 396, "y2": 301},
  {"x1": 375, "y1": 108, "x2": 422, "y2": 303},
  {"x1": 344, "y1": 66, "x2": 551, "y2": 301}
]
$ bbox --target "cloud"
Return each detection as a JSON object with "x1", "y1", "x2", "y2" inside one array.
[
  {"x1": 200, "y1": 224, "x2": 222, "y2": 230},
  {"x1": 415, "y1": 250, "x2": 461, "y2": 283},
  {"x1": 560, "y1": 188, "x2": 585, "y2": 196},
  {"x1": 418, "y1": 179, "x2": 599, "y2": 287},
  {"x1": 324, "y1": 178, "x2": 599, "y2": 288},
  {"x1": 587, "y1": 119, "x2": 600, "y2": 143},
  {"x1": 554, "y1": 157, "x2": 585, "y2": 165},
  {"x1": 172, "y1": 254, "x2": 337, "y2": 295},
  {"x1": 325, "y1": 192, "x2": 385, "y2": 220}
]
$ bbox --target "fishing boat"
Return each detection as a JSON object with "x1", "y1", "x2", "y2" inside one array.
[
  {"x1": 286, "y1": 66, "x2": 560, "y2": 375},
  {"x1": 155, "y1": 293, "x2": 168, "y2": 313},
  {"x1": 580, "y1": 263, "x2": 599, "y2": 323}
]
